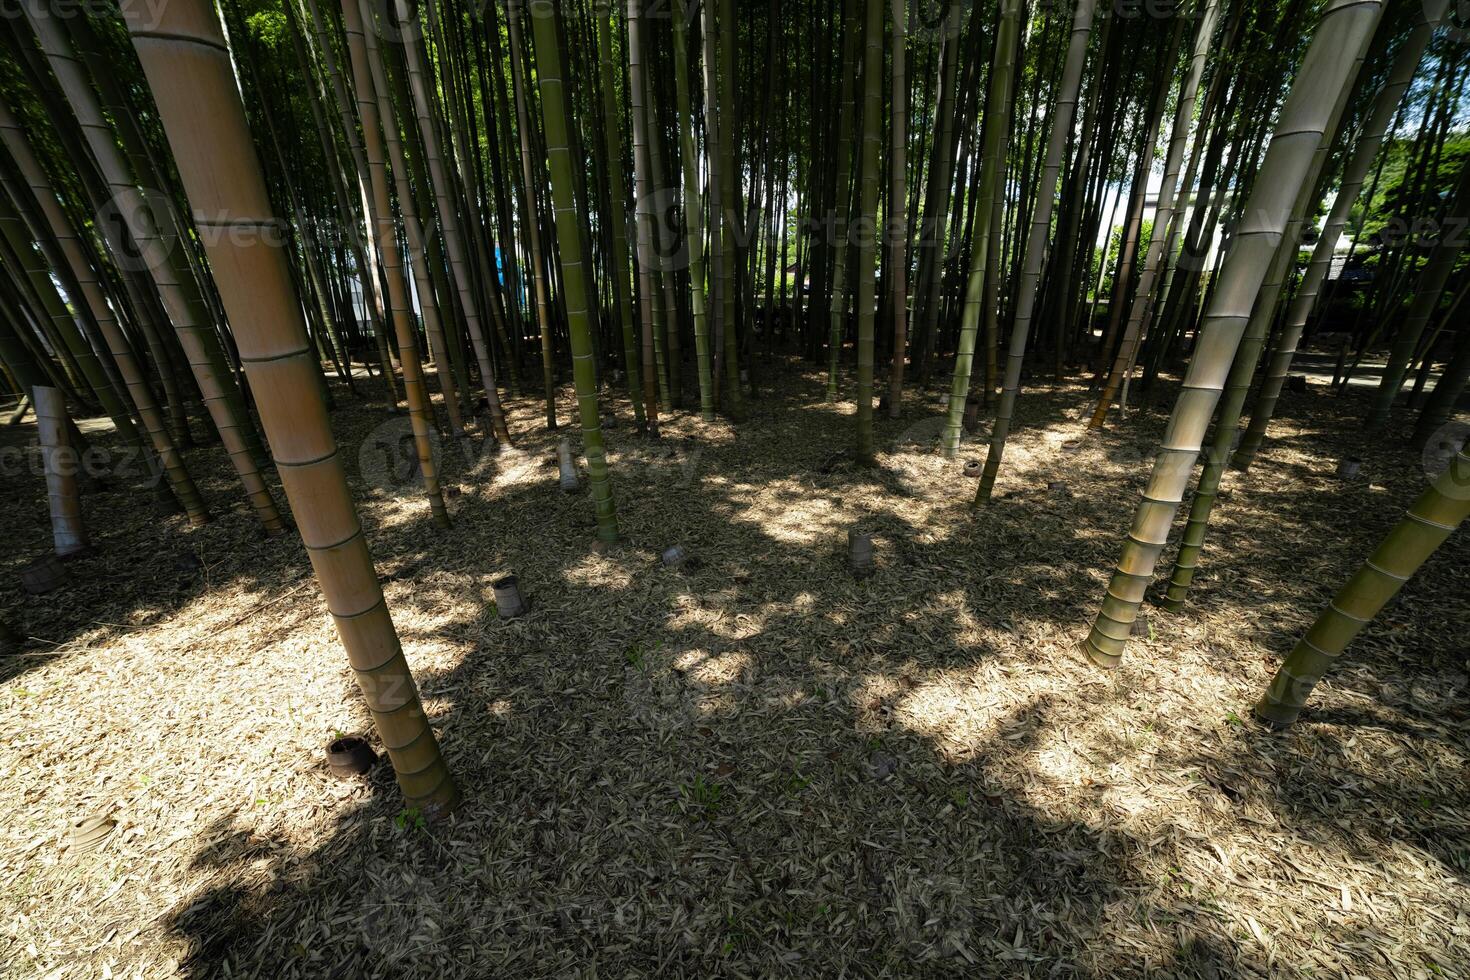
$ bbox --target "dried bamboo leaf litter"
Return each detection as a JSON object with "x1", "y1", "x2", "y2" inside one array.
[{"x1": 1, "y1": 367, "x2": 1467, "y2": 978}]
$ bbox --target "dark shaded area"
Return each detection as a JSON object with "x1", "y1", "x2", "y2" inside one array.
[{"x1": 2, "y1": 357, "x2": 1466, "y2": 976}]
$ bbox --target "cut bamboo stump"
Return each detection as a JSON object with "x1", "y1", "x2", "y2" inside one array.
[
  {"x1": 557, "y1": 439, "x2": 579, "y2": 491},
  {"x1": 34, "y1": 387, "x2": 90, "y2": 557},
  {"x1": 492, "y1": 574, "x2": 528, "y2": 618},
  {"x1": 849, "y1": 530, "x2": 874, "y2": 578},
  {"x1": 326, "y1": 735, "x2": 378, "y2": 777}
]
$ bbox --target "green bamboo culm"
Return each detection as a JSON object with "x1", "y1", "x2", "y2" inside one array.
[
  {"x1": 853, "y1": 0, "x2": 882, "y2": 462},
  {"x1": 506, "y1": 0, "x2": 560, "y2": 430},
  {"x1": 940, "y1": 0, "x2": 1020, "y2": 459},
  {"x1": 1161, "y1": 41, "x2": 1371, "y2": 610},
  {"x1": 976, "y1": 0, "x2": 1096, "y2": 499},
  {"x1": 627, "y1": 0, "x2": 663, "y2": 437},
  {"x1": 709, "y1": 0, "x2": 744, "y2": 418},
  {"x1": 1256, "y1": 445, "x2": 1470, "y2": 726},
  {"x1": 528, "y1": 0, "x2": 620, "y2": 543},
  {"x1": 1365, "y1": 158, "x2": 1470, "y2": 428},
  {"x1": 1233, "y1": 0, "x2": 1449, "y2": 470},
  {"x1": 1081, "y1": 0, "x2": 1386, "y2": 669},
  {"x1": 824, "y1": 0, "x2": 860, "y2": 404},
  {"x1": 672, "y1": 0, "x2": 715, "y2": 422},
  {"x1": 1413, "y1": 326, "x2": 1470, "y2": 448},
  {"x1": 1090, "y1": 2, "x2": 1210, "y2": 429},
  {"x1": 595, "y1": 0, "x2": 647, "y2": 426}
]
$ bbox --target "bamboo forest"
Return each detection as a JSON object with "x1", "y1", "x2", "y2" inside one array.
[{"x1": 2, "y1": 0, "x2": 1470, "y2": 973}]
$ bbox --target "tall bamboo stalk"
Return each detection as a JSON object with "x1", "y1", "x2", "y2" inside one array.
[
  {"x1": 1090, "y1": 0, "x2": 1218, "y2": 428},
  {"x1": 1234, "y1": 0, "x2": 1449, "y2": 468},
  {"x1": 977, "y1": 0, "x2": 1096, "y2": 500},
  {"x1": 940, "y1": 0, "x2": 1020, "y2": 459},
  {"x1": 627, "y1": 0, "x2": 662, "y2": 437},
  {"x1": 1081, "y1": 0, "x2": 1386, "y2": 669},
  {"x1": 912, "y1": 0, "x2": 962, "y2": 383},
  {"x1": 357, "y1": 1, "x2": 464, "y2": 442},
  {"x1": 398, "y1": 0, "x2": 510, "y2": 444},
  {"x1": 716, "y1": 0, "x2": 743, "y2": 413},
  {"x1": 595, "y1": 1, "x2": 647, "y2": 425},
  {"x1": 26, "y1": 8, "x2": 284, "y2": 534},
  {"x1": 506, "y1": 0, "x2": 559, "y2": 429},
  {"x1": 701, "y1": 0, "x2": 744, "y2": 417},
  {"x1": 1256, "y1": 443, "x2": 1469, "y2": 726},
  {"x1": 0, "y1": 97, "x2": 205, "y2": 524},
  {"x1": 340, "y1": 0, "x2": 449, "y2": 526},
  {"x1": 644, "y1": 63, "x2": 683, "y2": 411},
  {"x1": 824, "y1": 0, "x2": 862, "y2": 402},
  {"x1": 672, "y1": 0, "x2": 714, "y2": 422},
  {"x1": 301, "y1": 0, "x2": 401, "y2": 406},
  {"x1": 853, "y1": 0, "x2": 882, "y2": 461},
  {"x1": 1159, "y1": 17, "x2": 1376, "y2": 609},
  {"x1": 123, "y1": 0, "x2": 459, "y2": 816},
  {"x1": 886, "y1": 0, "x2": 908, "y2": 419},
  {"x1": 528, "y1": 0, "x2": 620, "y2": 543}
]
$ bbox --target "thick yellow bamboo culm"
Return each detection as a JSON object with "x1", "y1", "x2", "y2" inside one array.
[
  {"x1": 121, "y1": 0, "x2": 459, "y2": 817},
  {"x1": 1081, "y1": 0, "x2": 1385, "y2": 669},
  {"x1": 0, "y1": 98, "x2": 207, "y2": 525},
  {"x1": 24, "y1": 6, "x2": 284, "y2": 536},
  {"x1": 33, "y1": 385, "x2": 90, "y2": 558},
  {"x1": 339, "y1": 0, "x2": 450, "y2": 527}
]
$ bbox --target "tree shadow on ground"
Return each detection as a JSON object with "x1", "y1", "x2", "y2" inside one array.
[{"x1": 4, "y1": 357, "x2": 1467, "y2": 976}]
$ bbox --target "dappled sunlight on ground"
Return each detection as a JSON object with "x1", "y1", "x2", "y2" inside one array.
[{"x1": 1, "y1": 358, "x2": 1466, "y2": 976}]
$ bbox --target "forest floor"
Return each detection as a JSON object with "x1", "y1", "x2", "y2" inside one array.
[{"x1": 1, "y1": 355, "x2": 1468, "y2": 979}]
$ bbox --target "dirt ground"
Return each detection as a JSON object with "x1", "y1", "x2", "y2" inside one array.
[{"x1": 1, "y1": 358, "x2": 1467, "y2": 979}]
